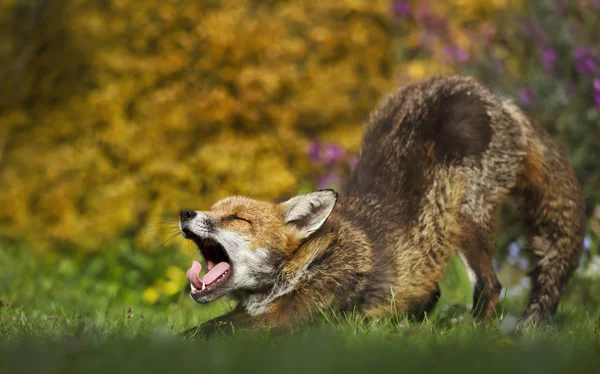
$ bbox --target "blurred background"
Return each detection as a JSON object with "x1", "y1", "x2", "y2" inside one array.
[{"x1": 0, "y1": 0, "x2": 598, "y2": 319}]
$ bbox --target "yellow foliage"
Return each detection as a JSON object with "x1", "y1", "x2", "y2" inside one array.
[
  {"x1": 162, "y1": 280, "x2": 183, "y2": 297},
  {"x1": 0, "y1": 0, "x2": 392, "y2": 253},
  {"x1": 165, "y1": 266, "x2": 186, "y2": 284},
  {"x1": 394, "y1": 0, "x2": 523, "y2": 84},
  {"x1": 142, "y1": 266, "x2": 188, "y2": 303},
  {"x1": 143, "y1": 287, "x2": 160, "y2": 305}
]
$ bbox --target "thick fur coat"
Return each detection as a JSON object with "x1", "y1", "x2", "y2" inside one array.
[{"x1": 181, "y1": 75, "x2": 585, "y2": 337}]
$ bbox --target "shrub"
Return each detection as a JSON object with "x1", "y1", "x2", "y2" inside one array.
[
  {"x1": 391, "y1": 0, "x2": 599, "y2": 219},
  {"x1": 0, "y1": 0, "x2": 392, "y2": 253}
]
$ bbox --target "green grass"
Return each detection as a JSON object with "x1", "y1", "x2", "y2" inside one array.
[{"x1": 2, "y1": 246, "x2": 600, "y2": 374}]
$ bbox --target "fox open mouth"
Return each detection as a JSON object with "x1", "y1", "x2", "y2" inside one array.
[{"x1": 185, "y1": 236, "x2": 231, "y2": 298}]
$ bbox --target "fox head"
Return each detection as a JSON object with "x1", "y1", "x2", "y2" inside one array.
[{"x1": 179, "y1": 190, "x2": 338, "y2": 303}]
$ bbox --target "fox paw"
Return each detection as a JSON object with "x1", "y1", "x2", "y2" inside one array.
[
  {"x1": 181, "y1": 320, "x2": 234, "y2": 339},
  {"x1": 516, "y1": 312, "x2": 552, "y2": 331}
]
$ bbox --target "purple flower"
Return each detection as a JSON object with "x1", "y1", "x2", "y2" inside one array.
[
  {"x1": 348, "y1": 155, "x2": 358, "y2": 170},
  {"x1": 540, "y1": 48, "x2": 557, "y2": 71},
  {"x1": 519, "y1": 277, "x2": 531, "y2": 288},
  {"x1": 316, "y1": 172, "x2": 341, "y2": 190},
  {"x1": 308, "y1": 142, "x2": 347, "y2": 165},
  {"x1": 507, "y1": 242, "x2": 521, "y2": 267},
  {"x1": 416, "y1": 3, "x2": 432, "y2": 20},
  {"x1": 567, "y1": 83, "x2": 577, "y2": 98},
  {"x1": 577, "y1": 258, "x2": 585, "y2": 274},
  {"x1": 519, "y1": 87, "x2": 536, "y2": 107},
  {"x1": 573, "y1": 47, "x2": 597, "y2": 75},
  {"x1": 491, "y1": 59, "x2": 505, "y2": 73},
  {"x1": 507, "y1": 285, "x2": 524, "y2": 297},
  {"x1": 493, "y1": 259, "x2": 501, "y2": 272},
  {"x1": 583, "y1": 236, "x2": 592, "y2": 251},
  {"x1": 577, "y1": 58, "x2": 597, "y2": 74},
  {"x1": 552, "y1": 0, "x2": 567, "y2": 7},
  {"x1": 508, "y1": 241, "x2": 521, "y2": 258},
  {"x1": 308, "y1": 141, "x2": 321, "y2": 162},
  {"x1": 455, "y1": 47, "x2": 469, "y2": 63},
  {"x1": 443, "y1": 44, "x2": 469, "y2": 64},
  {"x1": 570, "y1": 24, "x2": 580, "y2": 37},
  {"x1": 594, "y1": 79, "x2": 600, "y2": 109},
  {"x1": 518, "y1": 257, "x2": 530, "y2": 272},
  {"x1": 415, "y1": 3, "x2": 445, "y2": 31},
  {"x1": 393, "y1": 0, "x2": 411, "y2": 17},
  {"x1": 442, "y1": 45, "x2": 454, "y2": 60},
  {"x1": 521, "y1": 22, "x2": 546, "y2": 43},
  {"x1": 321, "y1": 144, "x2": 346, "y2": 165},
  {"x1": 552, "y1": 2, "x2": 566, "y2": 17}
]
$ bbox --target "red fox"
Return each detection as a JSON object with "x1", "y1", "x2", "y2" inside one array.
[{"x1": 180, "y1": 75, "x2": 585, "y2": 337}]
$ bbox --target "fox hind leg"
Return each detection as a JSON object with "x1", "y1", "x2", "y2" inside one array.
[
  {"x1": 517, "y1": 140, "x2": 584, "y2": 328},
  {"x1": 458, "y1": 224, "x2": 502, "y2": 320}
]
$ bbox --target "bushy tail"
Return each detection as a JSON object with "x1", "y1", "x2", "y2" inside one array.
[{"x1": 517, "y1": 127, "x2": 585, "y2": 327}]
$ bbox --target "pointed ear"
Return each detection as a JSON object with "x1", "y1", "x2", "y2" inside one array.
[{"x1": 279, "y1": 189, "x2": 338, "y2": 239}]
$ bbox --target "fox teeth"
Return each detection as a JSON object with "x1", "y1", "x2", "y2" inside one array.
[
  {"x1": 190, "y1": 283, "x2": 199, "y2": 292},
  {"x1": 202, "y1": 283, "x2": 206, "y2": 291}
]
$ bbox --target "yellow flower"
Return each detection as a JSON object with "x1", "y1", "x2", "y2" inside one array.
[
  {"x1": 162, "y1": 280, "x2": 183, "y2": 296},
  {"x1": 406, "y1": 61, "x2": 427, "y2": 80},
  {"x1": 143, "y1": 287, "x2": 160, "y2": 304},
  {"x1": 165, "y1": 266, "x2": 186, "y2": 284}
]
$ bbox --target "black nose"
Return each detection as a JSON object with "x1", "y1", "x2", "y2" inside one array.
[{"x1": 180, "y1": 210, "x2": 197, "y2": 222}]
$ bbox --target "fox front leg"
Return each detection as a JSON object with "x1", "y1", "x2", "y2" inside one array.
[
  {"x1": 182, "y1": 306, "x2": 250, "y2": 339},
  {"x1": 182, "y1": 297, "x2": 314, "y2": 339},
  {"x1": 182, "y1": 311, "x2": 298, "y2": 339}
]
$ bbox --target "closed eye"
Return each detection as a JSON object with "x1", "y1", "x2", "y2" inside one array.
[{"x1": 225, "y1": 214, "x2": 252, "y2": 224}]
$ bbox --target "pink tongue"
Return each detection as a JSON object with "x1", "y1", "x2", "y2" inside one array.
[
  {"x1": 200, "y1": 262, "x2": 231, "y2": 285},
  {"x1": 186, "y1": 260, "x2": 203, "y2": 289},
  {"x1": 186, "y1": 260, "x2": 231, "y2": 288}
]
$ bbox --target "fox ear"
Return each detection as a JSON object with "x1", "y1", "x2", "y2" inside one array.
[{"x1": 279, "y1": 189, "x2": 338, "y2": 239}]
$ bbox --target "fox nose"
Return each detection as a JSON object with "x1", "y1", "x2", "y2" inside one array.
[{"x1": 180, "y1": 210, "x2": 197, "y2": 223}]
